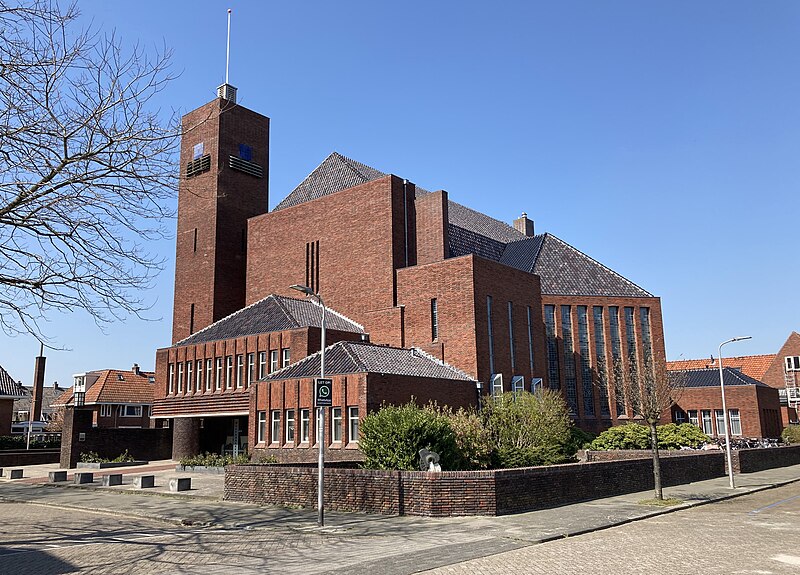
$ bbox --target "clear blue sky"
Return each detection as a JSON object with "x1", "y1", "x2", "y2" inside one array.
[{"x1": 3, "y1": 1, "x2": 799, "y2": 389}]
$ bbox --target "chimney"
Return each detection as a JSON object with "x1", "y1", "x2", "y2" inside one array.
[
  {"x1": 132, "y1": 363, "x2": 140, "y2": 376},
  {"x1": 513, "y1": 212, "x2": 534, "y2": 237},
  {"x1": 31, "y1": 345, "x2": 46, "y2": 422}
]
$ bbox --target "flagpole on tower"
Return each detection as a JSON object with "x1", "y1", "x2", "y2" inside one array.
[
  {"x1": 217, "y1": 9, "x2": 237, "y2": 103},
  {"x1": 225, "y1": 8, "x2": 231, "y2": 85}
]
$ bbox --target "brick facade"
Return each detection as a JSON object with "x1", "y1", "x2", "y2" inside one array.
[
  {"x1": 0, "y1": 399, "x2": 13, "y2": 435},
  {"x1": 759, "y1": 332, "x2": 800, "y2": 425}
]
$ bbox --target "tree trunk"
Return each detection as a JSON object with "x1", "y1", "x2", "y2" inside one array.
[{"x1": 649, "y1": 420, "x2": 663, "y2": 500}]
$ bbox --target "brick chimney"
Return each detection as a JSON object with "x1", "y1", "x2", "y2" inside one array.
[
  {"x1": 31, "y1": 346, "x2": 46, "y2": 422},
  {"x1": 132, "y1": 363, "x2": 140, "y2": 376},
  {"x1": 513, "y1": 212, "x2": 534, "y2": 237}
]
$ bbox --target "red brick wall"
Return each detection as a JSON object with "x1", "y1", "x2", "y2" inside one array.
[
  {"x1": 224, "y1": 452, "x2": 724, "y2": 517},
  {"x1": 0, "y1": 399, "x2": 13, "y2": 435},
  {"x1": 671, "y1": 384, "x2": 782, "y2": 438},
  {"x1": 246, "y1": 175, "x2": 405, "y2": 340},
  {"x1": 172, "y1": 99, "x2": 270, "y2": 343},
  {"x1": 760, "y1": 332, "x2": 800, "y2": 425},
  {"x1": 415, "y1": 190, "x2": 449, "y2": 265}
]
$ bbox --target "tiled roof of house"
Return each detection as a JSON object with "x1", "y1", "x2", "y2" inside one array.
[
  {"x1": 667, "y1": 355, "x2": 775, "y2": 381},
  {"x1": 262, "y1": 341, "x2": 476, "y2": 382},
  {"x1": 273, "y1": 153, "x2": 652, "y2": 298},
  {"x1": 670, "y1": 367, "x2": 770, "y2": 388},
  {"x1": 53, "y1": 369, "x2": 155, "y2": 407},
  {"x1": 0, "y1": 364, "x2": 26, "y2": 398},
  {"x1": 176, "y1": 294, "x2": 365, "y2": 346},
  {"x1": 14, "y1": 386, "x2": 67, "y2": 413}
]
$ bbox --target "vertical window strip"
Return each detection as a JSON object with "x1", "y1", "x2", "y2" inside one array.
[
  {"x1": 315, "y1": 240, "x2": 320, "y2": 293},
  {"x1": 609, "y1": 306, "x2": 625, "y2": 416},
  {"x1": 189, "y1": 303, "x2": 195, "y2": 335},
  {"x1": 196, "y1": 359, "x2": 203, "y2": 392},
  {"x1": 508, "y1": 301, "x2": 516, "y2": 372},
  {"x1": 544, "y1": 305, "x2": 560, "y2": 390},
  {"x1": 487, "y1": 296, "x2": 495, "y2": 375},
  {"x1": 205, "y1": 359, "x2": 212, "y2": 391},
  {"x1": 593, "y1": 306, "x2": 611, "y2": 416},
  {"x1": 431, "y1": 298, "x2": 439, "y2": 341},
  {"x1": 577, "y1": 306, "x2": 594, "y2": 417},
  {"x1": 526, "y1": 306, "x2": 534, "y2": 373},
  {"x1": 561, "y1": 305, "x2": 578, "y2": 414},
  {"x1": 168, "y1": 363, "x2": 174, "y2": 394},
  {"x1": 624, "y1": 307, "x2": 640, "y2": 414},
  {"x1": 305, "y1": 242, "x2": 311, "y2": 288}
]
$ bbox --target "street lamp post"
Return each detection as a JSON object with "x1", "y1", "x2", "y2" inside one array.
[
  {"x1": 718, "y1": 336, "x2": 752, "y2": 489},
  {"x1": 290, "y1": 284, "x2": 326, "y2": 527}
]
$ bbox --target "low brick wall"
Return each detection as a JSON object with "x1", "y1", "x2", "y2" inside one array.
[
  {"x1": 734, "y1": 445, "x2": 800, "y2": 473},
  {"x1": 225, "y1": 451, "x2": 726, "y2": 517},
  {"x1": 584, "y1": 449, "x2": 707, "y2": 462},
  {"x1": 0, "y1": 449, "x2": 60, "y2": 467}
]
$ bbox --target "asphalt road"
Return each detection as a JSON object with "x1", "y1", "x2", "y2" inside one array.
[{"x1": 1, "y1": 482, "x2": 798, "y2": 574}]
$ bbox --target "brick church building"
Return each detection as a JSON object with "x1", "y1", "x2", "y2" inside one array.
[{"x1": 152, "y1": 83, "x2": 665, "y2": 460}]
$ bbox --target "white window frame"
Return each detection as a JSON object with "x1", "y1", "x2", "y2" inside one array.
[
  {"x1": 257, "y1": 411, "x2": 267, "y2": 443},
  {"x1": 282, "y1": 348, "x2": 291, "y2": 368},
  {"x1": 270, "y1": 350, "x2": 279, "y2": 373},
  {"x1": 715, "y1": 409, "x2": 727, "y2": 437},
  {"x1": 491, "y1": 373, "x2": 503, "y2": 397},
  {"x1": 168, "y1": 364, "x2": 175, "y2": 395},
  {"x1": 285, "y1": 409, "x2": 295, "y2": 443},
  {"x1": 688, "y1": 409, "x2": 699, "y2": 427},
  {"x1": 226, "y1": 356, "x2": 233, "y2": 389},
  {"x1": 236, "y1": 354, "x2": 244, "y2": 389},
  {"x1": 729, "y1": 409, "x2": 742, "y2": 436},
  {"x1": 674, "y1": 410, "x2": 686, "y2": 424},
  {"x1": 270, "y1": 410, "x2": 280, "y2": 444},
  {"x1": 300, "y1": 409, "x2": 310, "y2": 443},
  {"x1": 215, "y1": 358, "x2": 223, "y2": 390},
  {"x1": 331, "y1": 407, "x2": 343, "y2": 443},
  {"x1": 120, "y1": 405, "x2": 142, "y2": 418},
  {"x1": 258, "y1": 351, "x2": 267, "y2": 379},
  {"x1": 348, "y1": 406, "x2": 359, "y2": 444},
  {"x1": 247, "y1": 352, "x2": 255, "y2": 386},
  {"x1": 786, "y1": 356, "x2": 800, "y2": 372},
  {"x1": 205, "y1": 359, "x2": 213, "y2": 391},
  {"x1": 511, "y1": 375, "x2": 524, "y2": 395},
  {"x1": 196, "y1": 359, "x2": 203, "y2": 392},
  {"x1": 100, "y1": 404, "x2": 112, "y2": 417},
  {"x1": 186, "y1": 361, "x2": 193, "y2": 394},
  {"x1": 701, "y1": 410, "x2": 713, "y2": 435},
  {"x1": 530, "y1": 377, "x2": 543, "y2": 392},
  {"x1": 177, "y1": 362, "x2": 184, "y2": 393}
]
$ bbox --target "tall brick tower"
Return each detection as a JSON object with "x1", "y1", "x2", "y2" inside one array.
[{"x1": 171, "y1": 84, "x2": 270, "y2": 343}]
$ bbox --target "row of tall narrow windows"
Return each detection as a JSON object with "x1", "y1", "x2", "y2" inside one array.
[
  {"x1": 167, "y1": 349, "x2": 291, "y2": 395},
  {"x1": 486, "y1": 296, "x2": 537, "y2": 378},
  {"x1": 257, "y1": 407, "x2": 359, "y2": 445},
  {"x1": 543, "y1": 304, "x2": 652, "y2": 419},
  {"x1": 674, "y1": 408, "x2": 742, "y2": 437}
]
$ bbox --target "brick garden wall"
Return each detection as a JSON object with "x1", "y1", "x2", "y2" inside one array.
[
  {"x1": 225, "y1": 451, "x2": 725, "y2": 517},
  {"x1": 0, "y1": 449, "x2": 60, "y2": 467},
  {"x1": 60, "y1": 408, "x2": 172, "y2": 468},
  {"x1": 733, "y1": 445, "x2": 800, "y2": 473}
]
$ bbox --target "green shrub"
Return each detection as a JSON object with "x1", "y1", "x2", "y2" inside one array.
[
  {"x1": 111, "y1": 449, "x2": 135, "y2": 463},
  {"x1": 0, "y1": 435, "x2": 60, "y2": 449},
  {"x1": 445, "y1": 407, "x2": 493, "y2": 470},
  {"x1": 589, "y1": 423, "x2": 710, "y2": 450},
  {"x1": 483, "y1": 390, "x2": 573, "y2": 468},
  {"x1": 79, "y1": 451, "x2": 104, "y2": 463},
  {"x1": 565, "y1": 426, "x2": 596, "y2": 455},
  {"x1": 359, "y1": 401, "x2": 459, "y2": 470},
  {"x1": 590, "y1": 424, "x2": 651, "y2": 450},
  {"x1": 179, "y1": 452, "x2": 250, "y2": 467},
  {"x1": 782, "y1": 424, "x2": 800, "y2": 444}
]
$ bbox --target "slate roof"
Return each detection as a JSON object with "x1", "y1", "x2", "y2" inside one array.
[
  {"x1": 176, "y1": 294, "x2": 365, "y2": 346},
  {"x1": 14, "y1": 385, "x2": 66, "y2": 413},
  {"x1": 0, "y1": 364, "x2": 26, "y2": 398},
  {"x1": 273, "y1": 152, "x2": 652, "y2": 299},
  {"x1": 53, "y1": 369, "x2": 155, "y2": 407},
  {"x1": 262, "y1": 341, "x2": 476, "y2": 382},
  {"x1": 501, "y1": 233, "x2": 653, "y2": 297},
  {"x1": 667, "y1": 355, "x2": 775, "y2": 381},
  {"x1": 670, "y1": 367, "x2": 770, "y2": 388}
]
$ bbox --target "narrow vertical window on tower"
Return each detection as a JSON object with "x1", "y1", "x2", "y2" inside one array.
[
  {"x1": 189, "y1": 304, "x2": 195, "y2": 335},
  {"x1": 193, "y1": 228, "x2": 198, "y2": 253},
  {"x1": 315, "y1": 240, "x2": 320, "y2": 292},
  {"x1": 526, "y1": 305, "x2": 535, "y2": 373},
  {"x1": 431, "y1": 298, "x2": 438, "y2": 341},
  {"x1": 487, "y1": 296, "x2": 495, "y2": 375},
  {"x1": 508, "y1": 301, "x2": 516, "y2": 372}
]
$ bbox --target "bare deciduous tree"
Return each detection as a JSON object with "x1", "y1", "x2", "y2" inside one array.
[
  {"x1": 0, "y1": 0, "x2": 180, "y2": 341},
  {"x1": 615, "y1": 346, "x2": 687, "y2": 500}
]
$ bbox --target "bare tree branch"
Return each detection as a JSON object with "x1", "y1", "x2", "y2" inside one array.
[{"x1": 0, "y1": 0, "x2": 181, "y2": 343}]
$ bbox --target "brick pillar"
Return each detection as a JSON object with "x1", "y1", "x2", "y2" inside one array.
[
  {"x1": 172, "y1": 417, "x2": 201, "y2": 460},
  {"x1": 59, "y1": 408, "x2": 93, "y2": 468},
  {"x1": 31, "y1": 355, "x2": 46, "y2": 422}
]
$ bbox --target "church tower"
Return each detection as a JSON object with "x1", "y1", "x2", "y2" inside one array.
[{"x1": 171, "y1": 84, "x2": 270, "y2": 343}]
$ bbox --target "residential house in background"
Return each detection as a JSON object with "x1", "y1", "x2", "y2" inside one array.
[
  {"x1": 54, "y1": 365, "x2": 154, "y2": 429},
  {"x1": 0, "y1": 364, "x2": 27, "y2": 435},
  {"x1": 12, "y1": 383, "x2": 65, "y2": 433}
]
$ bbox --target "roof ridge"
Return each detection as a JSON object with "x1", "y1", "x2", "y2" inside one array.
[
  {"x1": 175, "y1": 294, "x2": 278, "y2": 345},
  {"x1": 272, "y1": 294, "x2": 301, "y2": 328},
  {"x1": 263, "y1": 340, "x2": 347, "y2": 379},
  {"x1": 448, "y1": 199, "x2": 524, "y2": 238},
  {"x1": 337, "y1": 153, "x2": 386, "y2": 183},
  {"x1": 409, "y1": 346, "x2": 477, "y2": 381},
  {"x1": 341, "y1": 341, "x2": 368, "y2": 372},
  {"x1": 542, "y1": 233, "x2": 653, "y2": 297}
]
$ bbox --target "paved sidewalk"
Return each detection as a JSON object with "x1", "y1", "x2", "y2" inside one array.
[{"x1": 1, "y1": 461, "x2": 799, "y2": 541}]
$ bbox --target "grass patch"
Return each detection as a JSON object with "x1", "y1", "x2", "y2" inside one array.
[{"x1": 638, "y1": 497, "x2": 683, "y2": 507}]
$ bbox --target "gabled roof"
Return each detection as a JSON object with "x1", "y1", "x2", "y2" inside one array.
[
  {"x1": 262, "y1": 341, "x2": 476, "y2": 382},
  {"x1": 501, "y1": 233, "x2": 652, "y2": 297},
  {"x1": 14, "y1": 386, "x2": 66, "y2": 412},
  {"x1": 667, "y1": 355, "x2": 775, "y2": 381},
  {"x1": 670, "y1": 367, "x2": 770, "y2": 388},
  {"x1": 176, "y1": 294, "x2": 365, "y2": 346},
  {"x1": 0, "y1": 364, "x2": 26, "y2": 398},
  {"x1": 53, "y1": 369, "x2": 155, "y2": 407}
]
